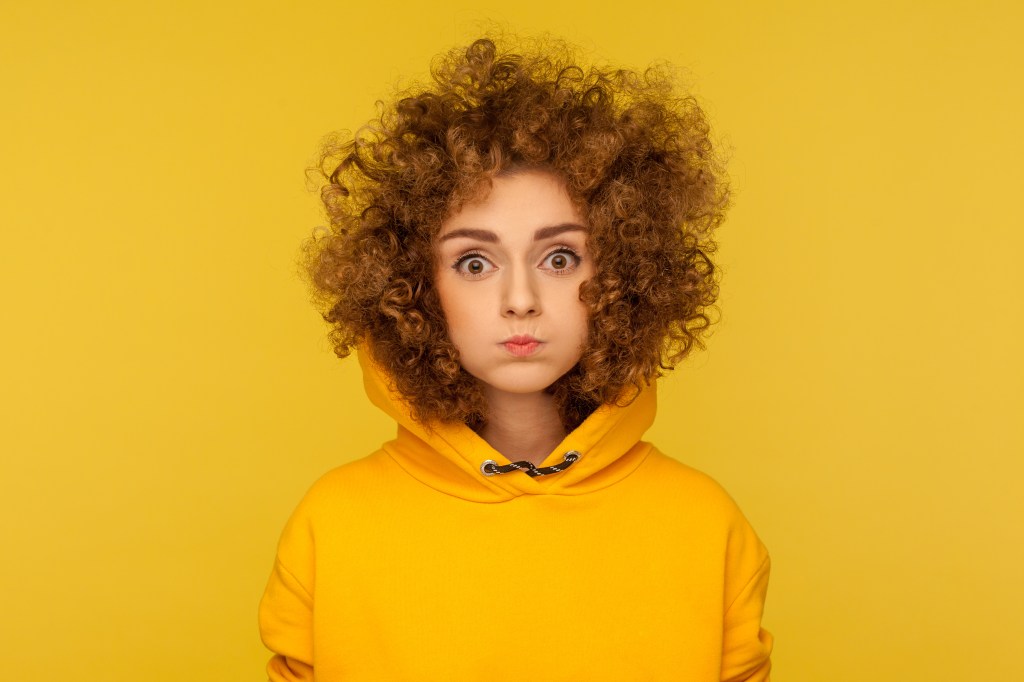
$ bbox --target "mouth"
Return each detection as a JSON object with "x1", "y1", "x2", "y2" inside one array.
[{"x1": 501, "y1": 335, "x2": 542, "y2": 357}]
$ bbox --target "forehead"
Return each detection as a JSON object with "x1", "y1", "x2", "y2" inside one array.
[{"x1": 438, "y1": 170, "x2": 585, "y2": 239}]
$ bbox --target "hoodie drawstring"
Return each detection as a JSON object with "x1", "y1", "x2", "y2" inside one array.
[{"x1": 479, "y1": 450, "x2": 581, "y2": 478}]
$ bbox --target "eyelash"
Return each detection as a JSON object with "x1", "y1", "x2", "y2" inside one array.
[
  {"x1": 451, "y1": 246, "x2": 583, "y2": 278},
  {"x1": 542, "y1": 247, "x2": 583, "y2": 274}
]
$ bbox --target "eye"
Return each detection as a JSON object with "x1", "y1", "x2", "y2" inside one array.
[
  {"x1": 540, "y1": 247, "x2": 581, "y2": 274},
  {"x1": 452, "y1": 253, "x2": 495, "y2": 277}
]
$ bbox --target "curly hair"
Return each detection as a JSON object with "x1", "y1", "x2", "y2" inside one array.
[{"x1": 301, "y1": 36, "x2": 729, "y2": 431}]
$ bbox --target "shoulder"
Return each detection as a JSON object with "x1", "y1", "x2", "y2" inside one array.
[
  {"x1": 272, "y1": 450, "x2": 396, "y2": 546},
  {"x1": 305, "y1": 450, "x2": 394, "y2": 495},
  {"x1": 639, "y1": 447, "x2": 747, "y2": 515},
  {"x1": 287, "y1": 450, "x2": 395, "y2": 518},
  {"x1": 637, "y1": 446, "x2": 770, "y2": 562}
]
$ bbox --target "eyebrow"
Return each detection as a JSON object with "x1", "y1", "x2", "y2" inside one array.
[{"x1": 438, "y1": 222, "x2": 587, "y2": 244}]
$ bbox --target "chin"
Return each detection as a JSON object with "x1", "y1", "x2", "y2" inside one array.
[{"x1": 470, "y1": 365, "x2": 571, "y2": 397}]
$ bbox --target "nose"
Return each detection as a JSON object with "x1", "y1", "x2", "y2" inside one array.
[{"x1": 501, "y1": 262, "x2": 540, "y2": 317}]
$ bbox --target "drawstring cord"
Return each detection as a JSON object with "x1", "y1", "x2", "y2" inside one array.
[{"x1": 479, "y1": 450, "x2": 582, "y2": 478}]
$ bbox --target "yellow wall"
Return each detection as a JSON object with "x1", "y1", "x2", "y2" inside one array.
[{"x1": 2, "y1": 1, "x2": 1021, "y2": 679}]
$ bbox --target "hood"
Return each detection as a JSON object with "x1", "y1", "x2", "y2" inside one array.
[{"x1": 358, "y1": 349, "x2": 657, "y2": 503}]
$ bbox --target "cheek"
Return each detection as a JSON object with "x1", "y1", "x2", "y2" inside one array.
[
  {"x1": 567, "y1": 284, "x2": 592, "y2": 334},
  {"x1": 546, "y1": 297, "x2": 588, "y2": 354},
  {"x1": 574, "y1": 305, "x2": 591, "y2": 344},
  {"x1": 436, "y1": 283, "x2": 476, "y2": 344}
]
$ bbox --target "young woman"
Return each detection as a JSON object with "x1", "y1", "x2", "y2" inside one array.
[{"x1": 259, "y1": 36, "x2": 772, "y2": 681}]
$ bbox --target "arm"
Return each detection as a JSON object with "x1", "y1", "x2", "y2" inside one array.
[
  {"x1": 258, "y1": 495, "x2": 317, "y2": 682},
  {"x1": 258, "y1": 557, "x2": 314, "y2": 681},
  {"x1": 721, "y1": 552, "x2": 773, "y2": 682}
]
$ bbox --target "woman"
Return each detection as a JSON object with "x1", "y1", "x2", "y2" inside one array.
[{"x1": 259, "y1": 36, "x2": 772, "y2": 681}]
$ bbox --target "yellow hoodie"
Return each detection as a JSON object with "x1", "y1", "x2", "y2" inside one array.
[{"x1": 258, "y1": 352, "x2": 773, "y2": 681}]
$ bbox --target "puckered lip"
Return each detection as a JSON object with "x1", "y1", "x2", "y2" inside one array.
[{"x1": 501, "y1": 334, "x2": 541, "y2": 344}]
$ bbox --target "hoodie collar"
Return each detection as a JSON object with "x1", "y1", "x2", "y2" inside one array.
[{"x1": 359, "y1": 350, "x2": 656, "y2": 503}]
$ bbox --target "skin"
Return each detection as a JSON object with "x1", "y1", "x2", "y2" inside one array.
[{"x1": 434, "y1": 170, "x2": 595, "y2": 464}]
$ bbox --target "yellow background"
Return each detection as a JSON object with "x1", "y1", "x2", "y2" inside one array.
[{"x1": 2, "y1": 1, "x2": 1021, "y2": 679}]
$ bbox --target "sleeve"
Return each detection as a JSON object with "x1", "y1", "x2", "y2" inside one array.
[
  {"x1": 257, "y1": 500, "x2": 317, "y2": 682},
  {"x1": 720, "y1": 532, "x2": 774, "y2": 682}
]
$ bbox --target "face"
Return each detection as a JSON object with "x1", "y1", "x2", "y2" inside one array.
[{"x1": 434, "y1": 170, "x2": 595, "y2": 399}]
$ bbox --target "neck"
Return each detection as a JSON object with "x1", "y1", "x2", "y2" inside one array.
[{"x1": 476, "y1": 388, "x2": 566, "y2": 466}]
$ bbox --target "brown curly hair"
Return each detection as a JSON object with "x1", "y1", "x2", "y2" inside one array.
[{"x1": 301, "y1": 36, "x2": 729, "y2": 431}]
